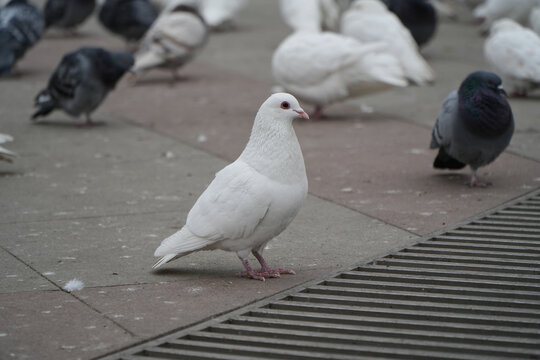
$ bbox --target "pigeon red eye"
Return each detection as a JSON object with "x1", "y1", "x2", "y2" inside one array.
[{"x1": 280, "y1": 101, "x2": 290, "y2": 109}]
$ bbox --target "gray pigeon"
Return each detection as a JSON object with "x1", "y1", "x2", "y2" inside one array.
[
  {"x1": 0, "y1": 0, "x2": 45, "y2": 76},
  {"x1": 32, "y1": 47, "x2": 134, "y2": 125},
  {"x1": 430, "y1": 71, "x2": 514, "y2": 187},
  {"x1": 98, "y1": 0, "x2": 158, "y2": 43},
  {"x1": 44, "y1": 0, "x2": 96, "y2": 32}
]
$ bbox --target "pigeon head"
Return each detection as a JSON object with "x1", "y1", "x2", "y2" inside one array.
[
  {"x1": 260, "y1": 93, "x2": 309, "y2": 122},
  {"x1": 458, "y1": 71, "x2": 513, "y2": 137}
]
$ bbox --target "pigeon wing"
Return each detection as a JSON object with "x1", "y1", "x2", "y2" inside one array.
[
  {"x1": 186, "y1": 160, "x2": 272, "y2": 242},
  {"x1": 48, "y1": 52, "x2": 84, "y2": 101},
  {"x1": 431, "y1": 90, "x2": 457, "y2": 149}
]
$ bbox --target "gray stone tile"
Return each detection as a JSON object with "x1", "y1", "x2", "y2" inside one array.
[
  {"x1": 0, "y1": 290, "x2": 134, "y2": 360},
  {"x1": 0, "y1": 248, "x2": 55, "y2": 293}
]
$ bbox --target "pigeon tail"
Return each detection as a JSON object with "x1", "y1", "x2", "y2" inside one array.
[
  {"x1": 32, "y1": 89, "x2": 57, "y2": 119},
  {"x1": 152, "y1": 227, "x2": 213, "y2": 269},
  {"x1": 433, "y1": 147, "x2": 466, "y2": 170}
]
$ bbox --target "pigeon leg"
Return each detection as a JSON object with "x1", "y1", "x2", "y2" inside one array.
[
  {"x1": 253, "y1": 250, "x2": 296, "y2": 278},
  {"x1": 310, "y1": 105, "x2": 324, "y2": 120},
  {"x1": 79, "y1": 114, "x2": 104, "y2": 127},
  {"x1": 170, "y1": 69, "x2": 180, "y2": 84},
  {"x1": 238, "y1": 259, "x2": 266, "y2": 281},
  {"x1": 467, "y1": 169, "x2": 492, "y2": 187}
]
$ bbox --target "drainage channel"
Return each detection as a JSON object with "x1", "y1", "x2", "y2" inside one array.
[{"x1": 102, "y1": 189, "x2": 540, "y2": 360}]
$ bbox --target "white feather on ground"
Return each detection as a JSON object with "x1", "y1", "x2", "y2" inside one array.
[
  {"x1": 62, "y1": 279, "x2": 85, "y2": 292},
  {"x1": 484, "y1": 18, "x2": 540, "y2": 96},
  {"x1": 340, "y1": 0, "x2": 434, "y2": 86}
]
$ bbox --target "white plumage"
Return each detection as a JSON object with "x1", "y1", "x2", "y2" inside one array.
[
  {"x1": 473, "y1": 0, "x2": 540, "y2": 33},
  {"x1": 153, "y1": 93, "x2": 309, "y2": 281},
  {"x1": 272, "y1": 31, "x2": 407, "y2": 118},
  {"x1": 280, "y1": 0, "x2": 343, "y2": 32},
  {"x1": 151, "y1": 0, "x2": 247, "y2": 30},
  {"x1": 0, "y1": 133, "x2": 17, "y2": 163},
  {"x1": 200, "y1": 0, "x2": 247, "y2": 29},
  {"x1": 341, "y1": 0, "x2": 434, "y2": 86},
  {"x1": 133, "y1": 3, "x2": 208, "y2": 79},
  {"x1": 484, "y1": 19, "x2": 540, "y2": 96}
]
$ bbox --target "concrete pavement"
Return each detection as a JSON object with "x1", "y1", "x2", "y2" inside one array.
[{"x1": 1, "y1": 1, "x2": 539, "y2": 359}]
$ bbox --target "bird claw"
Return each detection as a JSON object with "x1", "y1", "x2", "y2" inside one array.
[
  {"x1": 467, "y1": 179, "x2": 492, "y2": 187},
  {"x1": 237, "y1": 268, "x2": 295, "y2": 281}
]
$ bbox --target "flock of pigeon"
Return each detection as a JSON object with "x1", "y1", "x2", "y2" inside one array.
[{"x1": 0, "y1": 0, "x2": 538, "y2": 280}]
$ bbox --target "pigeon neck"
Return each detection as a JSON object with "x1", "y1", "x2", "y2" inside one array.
[{"x1": 240, "y1": 114, "x2": 306, "y2": 184}]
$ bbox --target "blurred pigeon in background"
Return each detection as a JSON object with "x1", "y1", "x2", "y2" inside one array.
[
  {"x1": 132, "y1": 3, "x2": 208, "y2": 81},
  {"x1": 280, "y1": 0, "x2": 343, "y2": 32},
  {"x1": 484, "y1": 19, "x2": 540, "y2": 97},
  {"x1": 430, "y1": 71, "x2": 514, "y2": 187},
  {"x1": 382, "y1": 0, "x2": 437, "y2": 47},
  {"x1": 195, "y1": 0, "x2": 248, "y2": 30},
  {"x1": 473, "y1": 0, "x2": 540, "y2": 34},
  {"x1": 156, "y1": 0, "x2": 248, "y2": 30},
  {"x1": 32, "y1": 47, "x2": 134, "y2": 125},
  {"x1": 98, "y1": 0, "x2": 158, "y2": 44},
  {"x1": 153, "y1": 93, "x2": 309, "y2": 281},
  {"x1": 43, "y1": 0, "x2": 96, "y2": 33},
  {"x1": 0, "y1": 0, "x2": 44, "y2": 76},
  {"x1": 272, "y1": 31, "x2": 407, "y2": 119},
  {"x1": 341, "y1": 0, "x2": 434, "y2": 86},
  {"x1": 0, "y1": 133, "x2": 17, "y2": 163}
]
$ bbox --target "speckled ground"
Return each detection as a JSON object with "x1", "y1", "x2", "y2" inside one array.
[{"x1": 0, "y1": 1, "x2": 539, "y2": 359}]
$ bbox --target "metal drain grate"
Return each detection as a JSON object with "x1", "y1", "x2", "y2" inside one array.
[{"x1": 102, "y1": 189, "x2": 540, "y2": 360}]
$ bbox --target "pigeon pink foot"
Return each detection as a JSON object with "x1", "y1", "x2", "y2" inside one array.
[{"x1": 467, "y1": 172, "x2": 492, "y2": 188}]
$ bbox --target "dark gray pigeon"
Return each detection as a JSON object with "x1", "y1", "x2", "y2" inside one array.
[
  {"x1": 0, "y1": 0, "x2": 45, "y2": 76},
  {"x1": 382, "y1": 0, "x2": 437, "y2": 48},
  {"x1": 32, "y1": 47, "x2": 134, "y2": 125},
  {"x1": 44, "y1": 0, "x2": 96, "y2": 32},
  {"x1": 430, "y1": 71, "x2": 514, "y2": 187},
  {"x1": 98, "y1": 0, "x2": 157, "y2": 43}
]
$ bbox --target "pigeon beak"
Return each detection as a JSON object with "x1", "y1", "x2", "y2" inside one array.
[
  {"x1": 498, "y1": 87, "x2": 508, "y2": 97},
  {"x1": 294, "y1": 109, "x2": 310, "y2": 120}
]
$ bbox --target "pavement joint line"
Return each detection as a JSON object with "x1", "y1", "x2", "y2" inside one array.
[{"x1": 0, "y1": 243, "x2": 138, "y2": 338}]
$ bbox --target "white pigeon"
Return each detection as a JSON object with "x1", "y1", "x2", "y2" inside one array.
[
  {"x1": 153, "y1": 93, "x2": 309, "y2": 281},
  {"x1": 0, "y1": 133, "x2": 17, "y2": 163},
  {"x1": 341, "y1": 0, "x2": 434, "y2": 86},
  {"x1": 280, "y1": 0, "x2": 343, "y2": 32},
  {"x1": 150, "y1": 0, "x2": 247, "y2": 30},
  {"x1": 473, "y1": 0, "x2": 540, "y2": 33},
  {"x1": 531, "y1": 7, "x2": 540, "y2": 36},
  {"x1": 132, "y1": 3, "x2": 208, "y2": 80},
  {"x1": 272, "y1": 31, "x2": 408, "y2": 119},
  {"x1": 484, "y1": 18, "x2": 540, "y2": 96}
]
